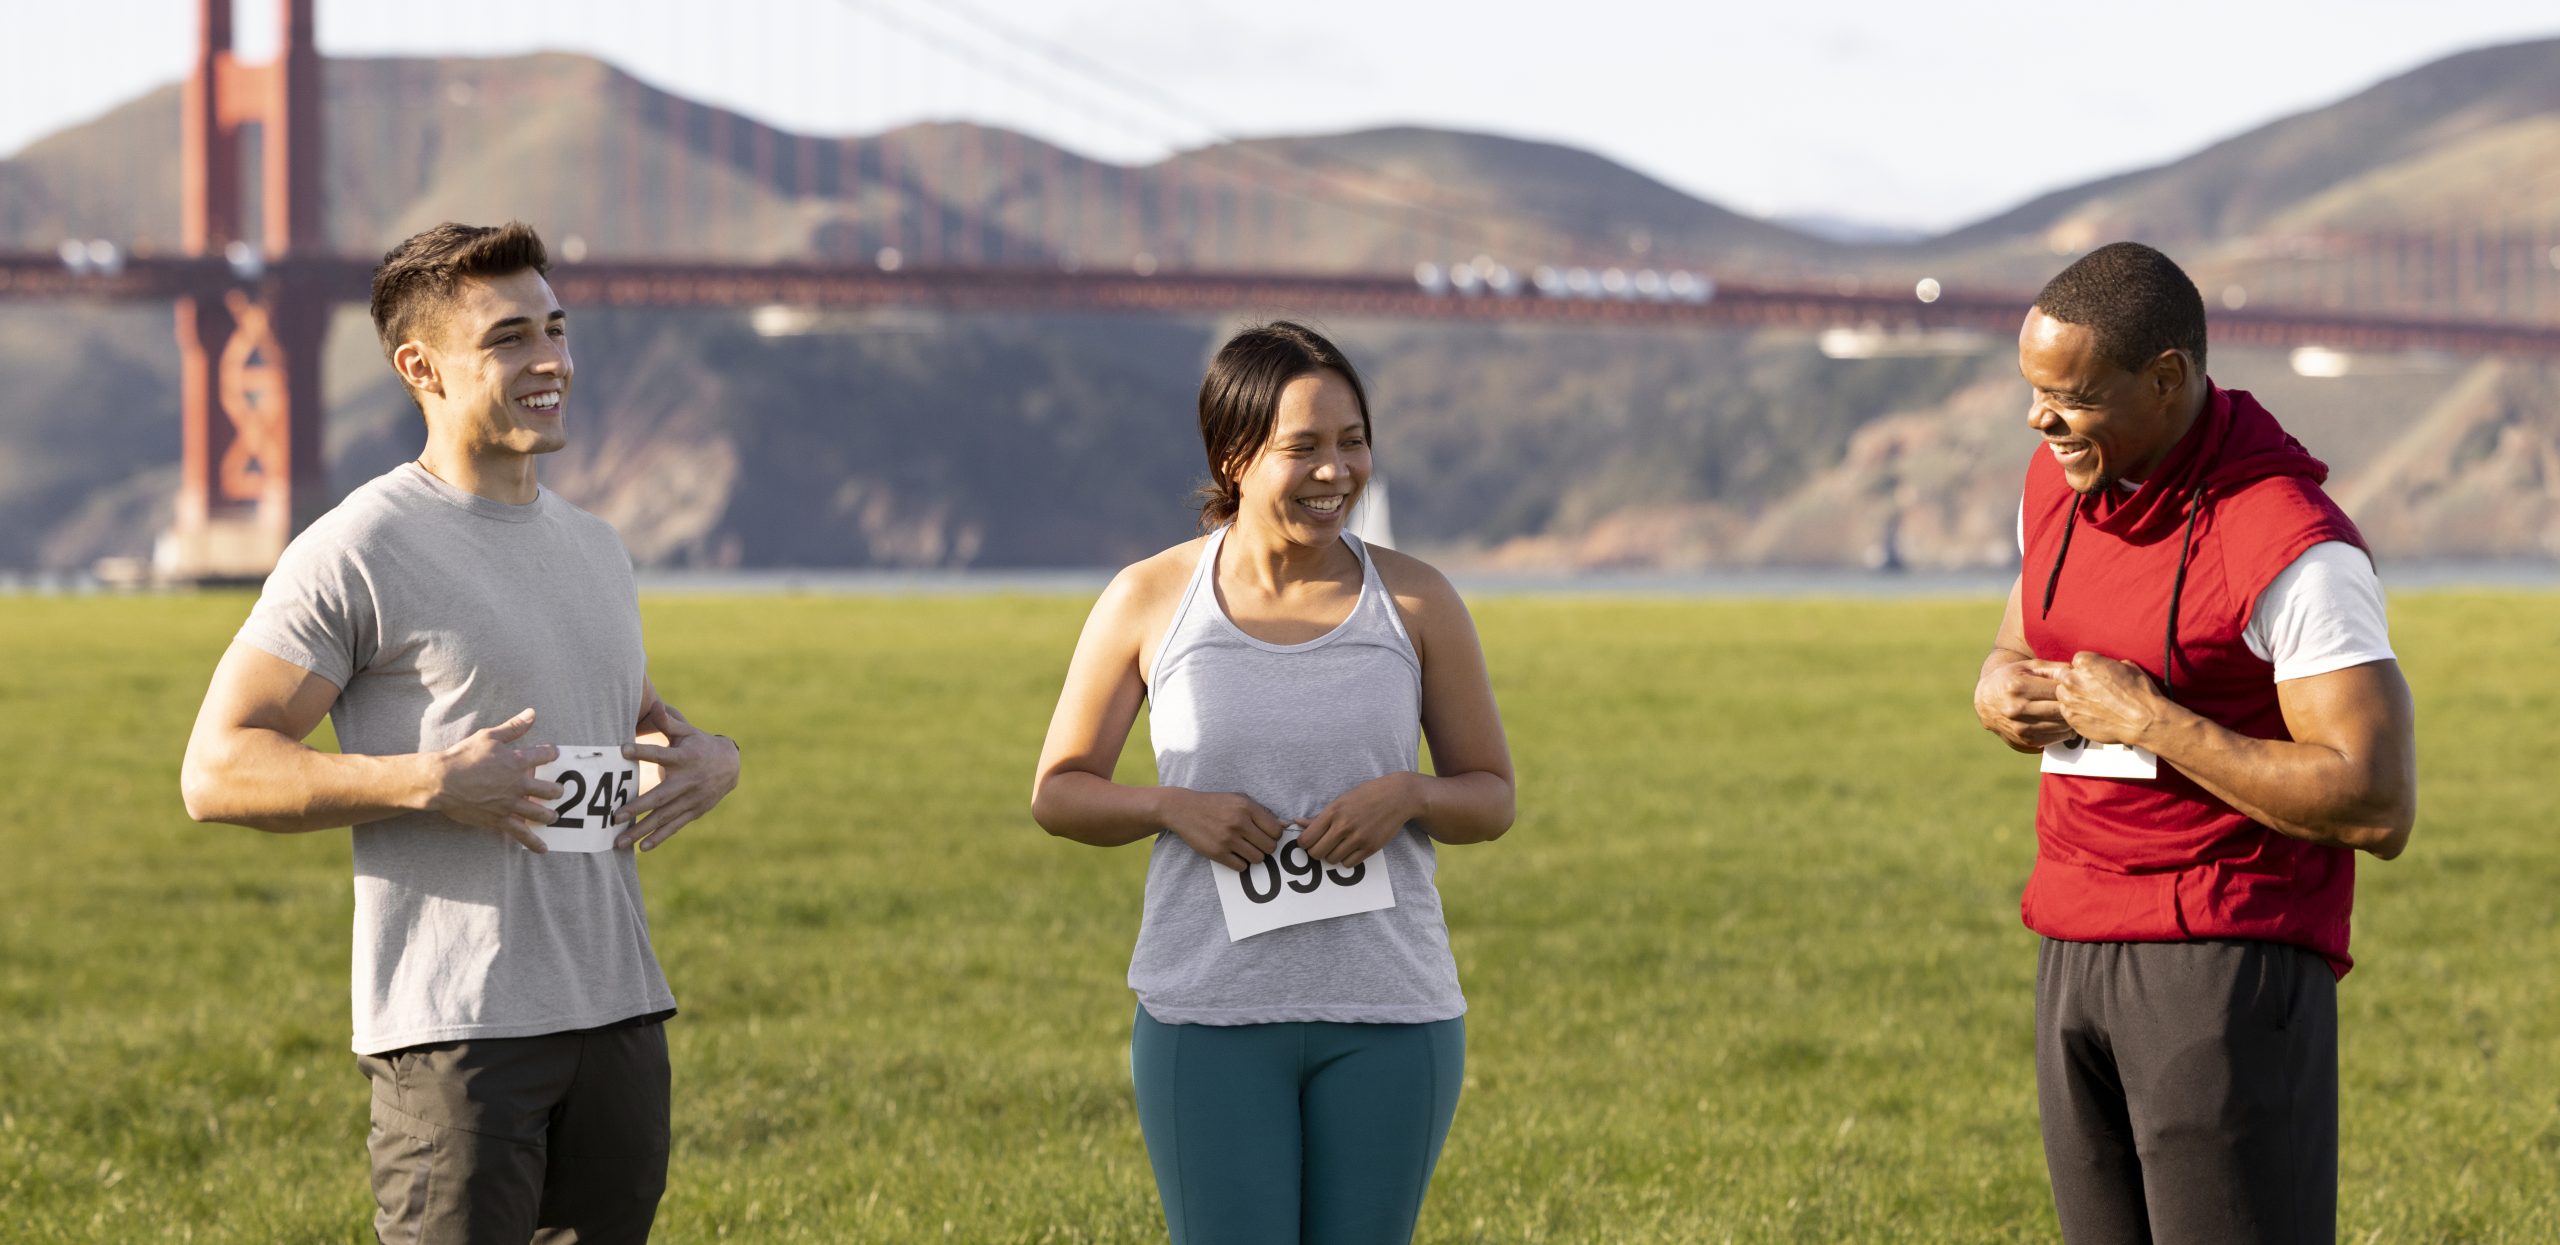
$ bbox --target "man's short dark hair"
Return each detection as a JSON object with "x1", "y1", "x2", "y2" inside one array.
[
  {"x1": 369, "y1": 221, "x2": 551, "y2": 362},
  {"x1": 2033, "y1": 241, "x2": 2208, "y2": 374}
]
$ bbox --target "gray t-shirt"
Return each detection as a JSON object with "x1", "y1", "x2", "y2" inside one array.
[{"x1": 238, "y1": 463, "x2": 675, "y2": 1054}]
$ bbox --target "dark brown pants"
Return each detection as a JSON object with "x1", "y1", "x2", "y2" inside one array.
[
  {"x1": 2036, "y1": 938, "x2": 2338, "y2": 1245},
  {"x1": 356, "y1": 1019, "x2": 671, "y2": 1245}
]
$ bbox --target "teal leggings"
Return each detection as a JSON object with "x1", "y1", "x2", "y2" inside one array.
[{"x1": 1131, "y1": 1005, "x2": 1465, "y2": 1245}]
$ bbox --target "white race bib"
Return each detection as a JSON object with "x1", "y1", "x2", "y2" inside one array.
[
  {"x1": 2041, "y1": 736, "x2": 2160, "y2": 780},
  {"x1": 1212, "y1": 825, "x2": 1397, "y2": 941},
  {"x1": 531, "y1": 745, "x2": 642, "y2": 852}
]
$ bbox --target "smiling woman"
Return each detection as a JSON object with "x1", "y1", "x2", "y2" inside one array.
[
  {"x1": 1030, "y1": 321, "x2": 1517, "y2": 1245},
  {"x1": 1191, "y1": 321, "x2": 1373, "y2": 533}
]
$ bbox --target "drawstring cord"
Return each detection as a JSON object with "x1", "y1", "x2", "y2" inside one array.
[
  {"x1": 2160, "y1": 483, "x2": 2206, "y2": 697},
  {"x1": 2039, "y1": 494, "x2": 2081, "y2": 617},
  {"x1": 2036, "y1": 481, "x2": 2209, "y2": 699}
]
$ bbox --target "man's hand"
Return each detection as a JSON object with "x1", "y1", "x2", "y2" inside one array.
[
  {"x1": 1299, "y1": 772, "x2": 1420, "y2": 868},
  {"x1": 428, "y1": 707, "x2": 562, "y2": 853},
  {"x1": 1975, "y1": 577, "x2": 2077, "y2": 754},
  {"x1": 2054, "y1": 652, "x2": 2175, "y2": 748},
  {"x1": 614, "y1": 701, "x2": 740, "y2": 851},
  {"x1": 1976, "y1": 657, "x2": 2075, "y2": 752}
]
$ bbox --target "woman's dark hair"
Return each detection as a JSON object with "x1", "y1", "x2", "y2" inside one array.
[{"x1": 1193, "y1": 321, "x2": 1371, "y2": 530}]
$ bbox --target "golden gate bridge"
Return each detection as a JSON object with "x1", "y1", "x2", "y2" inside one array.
[{"x1": 3, "y1": 0, "x2": 2557, "y2": 579}]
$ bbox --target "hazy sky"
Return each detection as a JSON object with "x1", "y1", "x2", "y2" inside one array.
[{"x1": 7, "y1": 0, "x2": 2555, "y2": 232}]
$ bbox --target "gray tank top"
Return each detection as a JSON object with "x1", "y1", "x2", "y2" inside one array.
[{"x1": 1128, "y1": 526, "x2": 1467, "y2": 1025}]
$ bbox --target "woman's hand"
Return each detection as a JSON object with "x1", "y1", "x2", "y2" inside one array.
[
  {"x1": 1159, "y1": 788, "x2": 1286, "y2": 871},
  {"x1": 1298, "y1": 772, "x2": 1421, "y2": 868}
]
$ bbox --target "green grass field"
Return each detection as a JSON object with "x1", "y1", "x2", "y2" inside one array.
[{"x1": 2, "y1": 590, "x2": 2554, "y2": 1242}]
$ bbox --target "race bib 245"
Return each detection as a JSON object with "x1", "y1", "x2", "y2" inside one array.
[{"x1": 531, "y1": 745, "x2": 642, "y2": 852}]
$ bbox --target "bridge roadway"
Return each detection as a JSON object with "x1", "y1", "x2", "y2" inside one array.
[{"x1": 6, "y1": 251, "x2": 2556, "y2": 358}]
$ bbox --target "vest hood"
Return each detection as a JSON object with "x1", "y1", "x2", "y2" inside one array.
[{"x1": 2086, "y1": 384, "x2": 2331, "y2": 542}]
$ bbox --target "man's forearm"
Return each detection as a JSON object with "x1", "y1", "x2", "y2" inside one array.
[
  {"x1": 182, "y1": 728, "x2": 437, "y2": 833},
  {"x1": 2141, "y1": 710, "x2": 2414, "y2": 857}
]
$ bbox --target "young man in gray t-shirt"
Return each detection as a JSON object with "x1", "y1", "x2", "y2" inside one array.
[{"x1": 181, "y1": 221, "x2": 740, "y2": 1243}]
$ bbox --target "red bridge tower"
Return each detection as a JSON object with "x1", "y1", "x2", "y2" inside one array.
[{"x1": 162, "y1": 0, "x2": 327, "y2": 581}]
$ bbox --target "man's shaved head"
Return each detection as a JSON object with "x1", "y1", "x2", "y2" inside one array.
[{"x1": 2033, "y1": 242, "x2": 2209, "y2": 375}]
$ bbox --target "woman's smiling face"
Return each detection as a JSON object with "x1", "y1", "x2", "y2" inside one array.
[{"x1": 1232, "y1": 369, "x2": 1370, "y2": 543}]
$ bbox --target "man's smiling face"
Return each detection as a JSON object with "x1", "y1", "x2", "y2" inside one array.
[
  {"x1": 2018, "y1": 308, "x2": 2185, "y2": 493},
  {"x1": 416, "y1": 267, "x2": 574, "y2": 458}
]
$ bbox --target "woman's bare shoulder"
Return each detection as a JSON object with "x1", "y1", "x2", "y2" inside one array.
[
  {"x1": 1092, "y1": 535, "x2": 1212, "y2": 626},
  {"x1": 1366, "y1": 543, "x2": 1461, "y2": 612}
]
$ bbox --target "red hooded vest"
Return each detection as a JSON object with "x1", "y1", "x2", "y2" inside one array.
[{"x1": 2020, "y1": 384, "x2": 2367, "y2": 976}]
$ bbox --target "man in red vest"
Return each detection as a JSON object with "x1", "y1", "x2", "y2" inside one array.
[{"x1": 1972, "y1": 242, "x2": 2417, "y2": 1244}]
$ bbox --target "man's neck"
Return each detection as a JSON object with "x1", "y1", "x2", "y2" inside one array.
[
  {"x1": 416, "y1": 440, "x2": 539, "y2": 505},
  {"x1": 2121, "y1": 382, "x2": 2211, "y2": 486}
]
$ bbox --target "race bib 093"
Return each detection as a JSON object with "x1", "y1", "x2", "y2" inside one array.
[
  {"x1": 531, "y1": 745, "x2": 642, "y2": 852},
  {"x1": 1212, "y1": 825, "x2": 1397, "y2": 941}
]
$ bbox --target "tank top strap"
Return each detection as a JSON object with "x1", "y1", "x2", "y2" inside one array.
[
  {"x1": 1343, "y1": 532, "x2": 1416, "y2": 655},
  {"x1": 1148, "y1": 526, "x2": 1227, "y2": 691}
]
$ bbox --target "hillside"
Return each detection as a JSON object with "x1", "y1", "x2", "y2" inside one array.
[
  {"x1": 3, "y1": 43, "x2": 2556, "y2": 573},
  {"x1": 2336, "y1": 360, "x2": 2560, "y2": 559},
  {"x1": 0, "y1": 54, "x2": 1834, "y2": 273},
  {"x1": 1923, "y1": 37, "x2": 2560, "y2": 282},
  {"x1": 1208, "y1": 126, "x2": 1837, "y2": 269}
]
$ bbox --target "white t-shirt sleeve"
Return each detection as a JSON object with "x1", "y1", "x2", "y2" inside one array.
[{"x1": 2243, "y1": 541, "x2": 2396, "y2": 682}]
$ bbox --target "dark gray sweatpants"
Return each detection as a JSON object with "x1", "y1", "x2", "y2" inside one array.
[
  {"x1": 2036, "y1": 938, "x2": 2337, "y2": 1245},
  {"x1": 356, "y1": 1019, "x2": 671, "y2": 1244}
]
